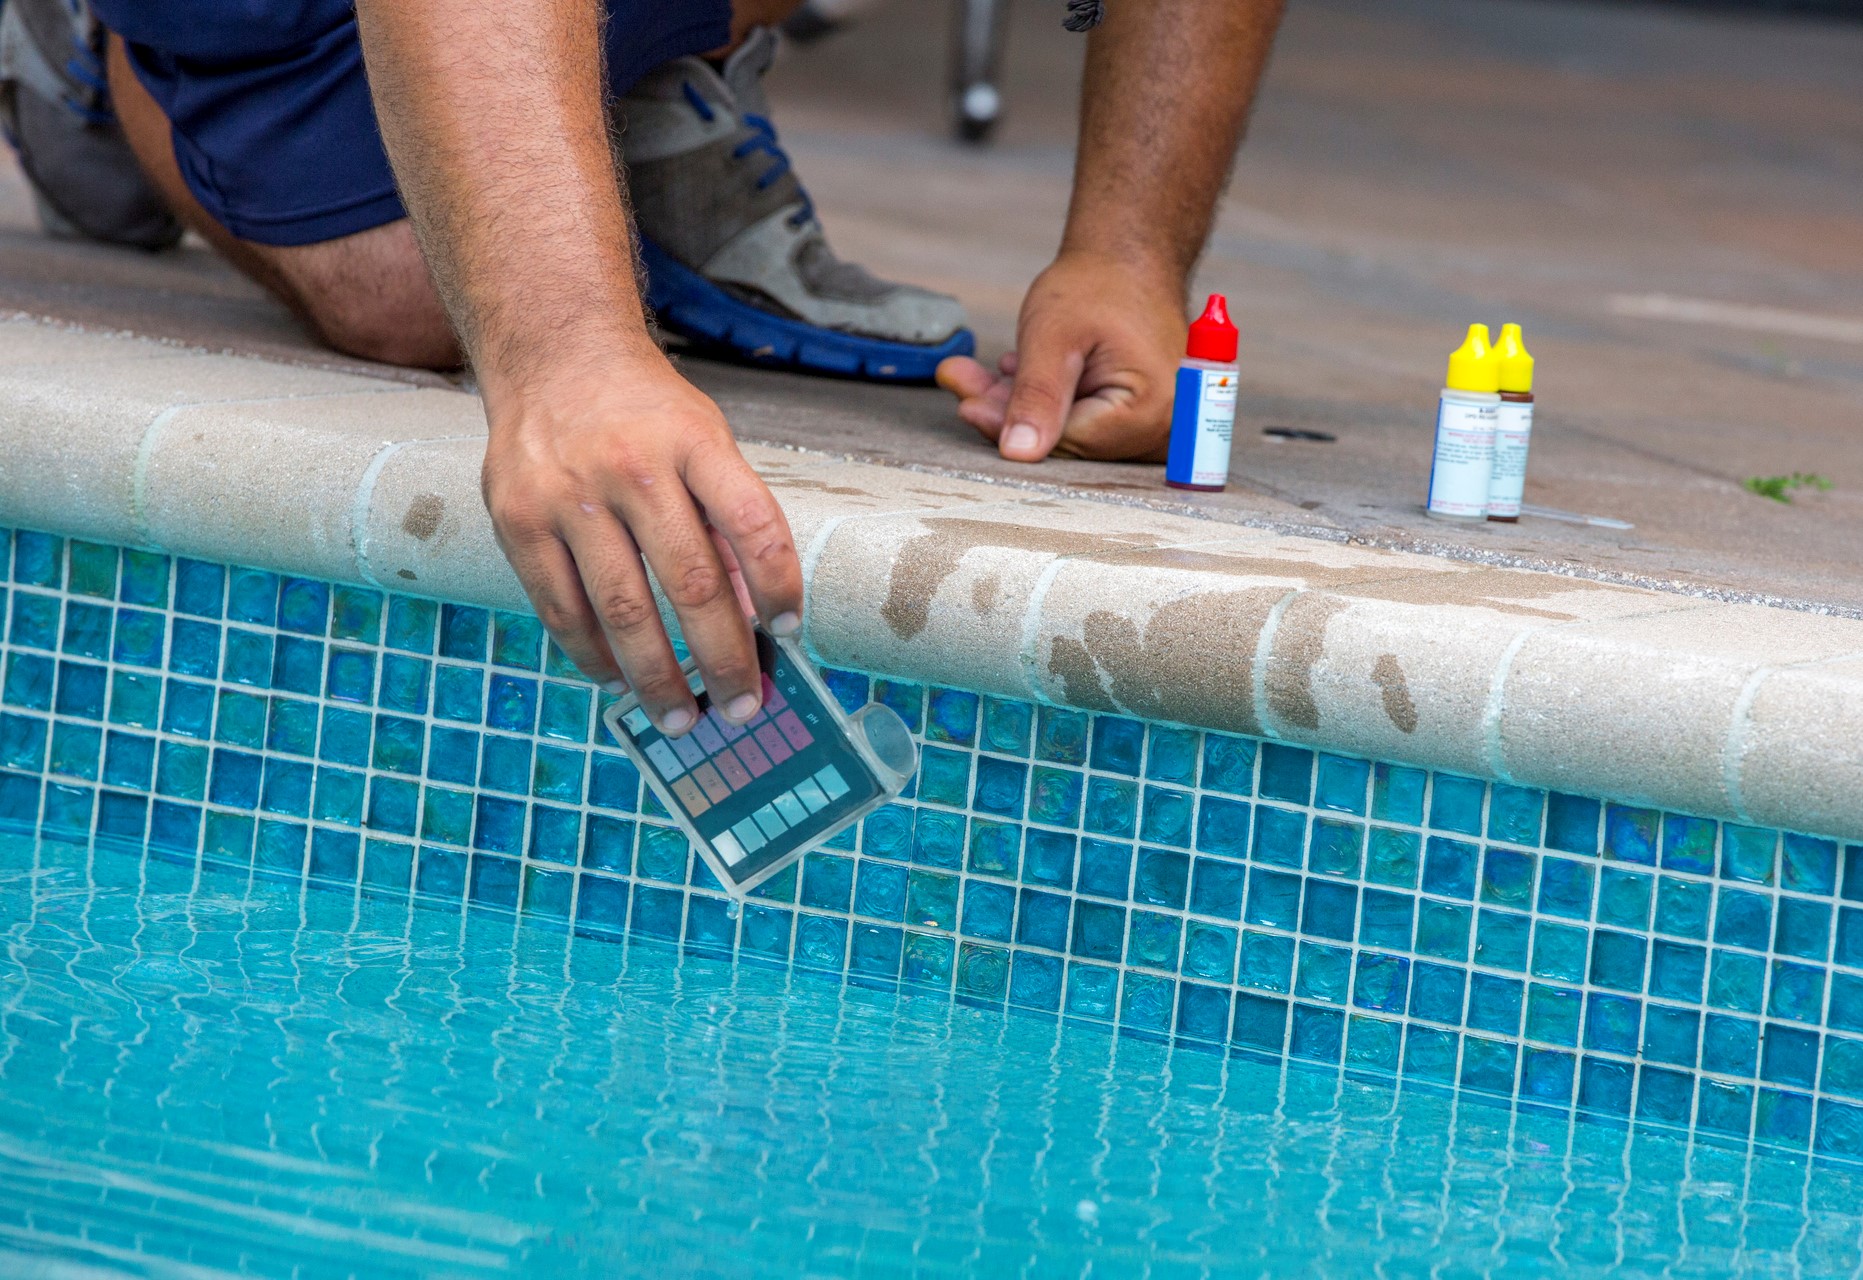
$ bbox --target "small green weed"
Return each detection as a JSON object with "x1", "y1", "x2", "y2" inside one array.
[{"x1": 1743, "y1": 472, "x2": 1833, "y2": 504}]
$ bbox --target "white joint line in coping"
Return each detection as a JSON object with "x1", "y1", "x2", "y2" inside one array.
[
  {"x1": 1011, "y1": 530, "x2": 1256, "y2": 714},
  {"x1": 1723, "y1": 645, "x2": 1863, "y2": 827},
  {"x1": 789, "y1": 494, "x2": 1045, "y2": 673},
  {"x1": 1479, "y1": 598, "x2": 1729, "y2": 794},
  {"x1": 127, "y1": 405, "x2": 186, "y2": 547},
  {"x1": 125, "y1": 382, "x2": 440, "y2": 550},
  {"x1": 1723, "y1": 665, "x2": 1775, "y2": 826},
  {"x1": 1480, "y1": 626, "x2": 1536, "y2": 787},
  {"x1": 1014, "y1": 556, "x2": 1071, "y2": 707},
  {"x1": 796, "y1": 511, "x2": 849, "y2": 669},
  {"x1": 350, "y1": 439, "x2": 417, "y2": 589},
  {"x1": 1249, "y1": 589, "x2": 1303, "y2": 742},
  {"x1": 347, "y1": 433, "x2": 486, "y2": 589}
]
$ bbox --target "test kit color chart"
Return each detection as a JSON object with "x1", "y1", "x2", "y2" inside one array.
[
  {"x1": 619, "y1": 677, "x2": 860, "y2": 871},
  {"x1": 6, "y1": 525, "x2": 1863, "y2": 1164}
]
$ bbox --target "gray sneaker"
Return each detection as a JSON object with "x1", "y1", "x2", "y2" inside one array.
[
  {"x1": 615, "y1": 27, "x2": 974, "y2": 383},
  {"x1": 0, "y1": 0, "x2": 182, "y2": 250}
]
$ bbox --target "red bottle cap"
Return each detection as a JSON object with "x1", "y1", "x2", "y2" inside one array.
[{"x1": 1185, "y1": 293, "x2": 1238, "y2": 362}]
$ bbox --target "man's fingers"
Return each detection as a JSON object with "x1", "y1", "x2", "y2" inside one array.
[
  {"x1": 684, "y1": 446, "x2": 805, "y2": 640},
  {"x1": 938, "y1": 353, "x2": 1015, "y2": 440},
  {"x1": 493, "y1": 522, "x2": 628, "y2": 693},
  {"x1": 708, "y1": 524, "x2": 759, "y2": 621},
  {"x1": 935, "y1": 354, "x2": 997, "y2": 398},
  {"x1": 609, "y1": 464, "x2": 764, "y2": 727},
  {"x1": 1000, "y1": 321, "x2": 1086, "y2": 462},
  {"x1": 558, "y1": 514, "x2": 698, "y2": 732}
]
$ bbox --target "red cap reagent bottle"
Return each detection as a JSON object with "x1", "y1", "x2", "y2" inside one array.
[{"x1": 1165, "y1": 295, "x2": 1241, "y2": 491}]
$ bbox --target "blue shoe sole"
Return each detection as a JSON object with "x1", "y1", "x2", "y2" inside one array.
[{"x1": 639, "y1": 236, "x2": 975, "y2": 384}]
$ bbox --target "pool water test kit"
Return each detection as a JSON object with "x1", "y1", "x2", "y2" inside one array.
[
  {"x1": 602, "y1": 629, "x2": 918, "y2": 898},
  {"x1": 1426, "y1": 322, "x2": 1536, "y2": 521},
  {"x1": 1165, "y1": 294, "x2": 1241, "y2": 492}
]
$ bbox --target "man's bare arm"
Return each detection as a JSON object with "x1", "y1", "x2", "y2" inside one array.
[
  {"x1": 354, "y1": 0, "x2": 803, "y2": 733},
  {"x1": 940, "y1": 0, "x2": 1284, "y2": 462}
]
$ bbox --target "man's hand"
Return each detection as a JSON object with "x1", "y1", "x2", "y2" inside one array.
[
  {"x1": 939, "y1": 0, "x2": 1283, "y2": 466},
  {"x1": 482, "y1": 353, "x2": 801, "y2": 734},
  {"x1": 355, "y1": 0, "x2": 804, "y2": 732},
  {"x1": 936, "y1": 251, "x2": 1185, "y2": 462}
]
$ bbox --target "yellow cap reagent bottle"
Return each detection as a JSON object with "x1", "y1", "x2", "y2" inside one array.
[
  {"x1": 1426, "y1": 324, "x2": 1501, "y2": 520},
  {"x1": 1488, "y1": 323, "x2": 1535, "y2": 522}
]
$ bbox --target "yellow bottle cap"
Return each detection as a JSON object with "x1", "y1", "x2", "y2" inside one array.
[
  {"x1": 1444, "y1": 323, "x2": 1500, "y2": 393},
  {"x1": 1495, "y1": 322, "x2": 1534, "y2": 392}
]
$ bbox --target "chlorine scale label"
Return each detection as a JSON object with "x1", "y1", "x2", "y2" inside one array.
[
  {"x1": 1165, "y1": 365, "x2": 1238, "y2": 489},
  {"x1": 1488, "y1": 400, "x2": 1534, "y2": 519},
  {"x1": 1425, "y1": 399, "x2": 1498, "y2": 518}
]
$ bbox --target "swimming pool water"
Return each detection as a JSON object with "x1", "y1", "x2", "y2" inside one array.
[{"x1": 5, "y1": 833, "x2": 1863, "y2": 1279}]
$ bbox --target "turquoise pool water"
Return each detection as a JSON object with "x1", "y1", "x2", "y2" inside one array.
[{"x1": 5, "y1": 833, "x2": 1863, "y2": 1279}]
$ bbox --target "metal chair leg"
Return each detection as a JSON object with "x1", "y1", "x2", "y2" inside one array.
[{"x1": 951, "y1": 0, "x2": 1009, "y2": 143}]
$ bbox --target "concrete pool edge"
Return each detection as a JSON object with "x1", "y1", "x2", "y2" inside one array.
[{"x1": 5, "y1": 314, "x2": 1862, "y2": 839}]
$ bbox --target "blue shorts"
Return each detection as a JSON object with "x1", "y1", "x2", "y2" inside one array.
[{"x1": 90, "y1": 1, "x2": 732, "y2": 246}]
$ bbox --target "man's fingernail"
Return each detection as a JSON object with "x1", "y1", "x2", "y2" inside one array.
[
  {"x1": 602, "y1": 680, "x2": 629, "y2": 697},
  {"x1": 1004, "y1": 424, "x2": 1039, "y2": 453},
  {"x1": 770, "y1": 611, "x2": 801, "y2": 637},
  {"x1": 660, "y1": 707, "x2": 695, "y2": 735},
  {"x1": 725, "y1": 693, "x2": 761, "y2": 723}
]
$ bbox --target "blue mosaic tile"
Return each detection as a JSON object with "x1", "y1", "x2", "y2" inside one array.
[
  {"x1": 1145, "y1": 727, "x2": 1199, "y2": 786},
  {"x1": 1188, "y1": 857, "x2": 1243, "y2": 919},
  {"x1": 491, "y1": 612, "x2": 543, "y2": 671},
  {"x1": 17, "y1": 530, "x2": 1863, "y2": 1165},
  {"x1": 1308, "y1": 819, "x2": 1364, "y2": 879},
  {"x1": 972, "y1": 755, "x2": 1026, "y2": 817},
  {"x1": 955, "y1": 942, "x2": 1010, "y2": 1002},
  {"x1": 1537, "y1": 857, "x2": 1595, "y2": 921},
  {"x1": 226, "y1": 569, "x2": 278, "y2": 627},
  {"x1": 1544, "y1": 793, "x2": 1601, "y2": 855},
  {"x1": 1785, "y1": 833, "x2": 1839, "y2": 895},
  {"x1": 65, "y1": 541, "x2": 117, "y2": 598},
  {"x1": 118, "y1": 550, "x2": 169, "y2": 608},
  {"x1": 1596, "y1": 867, "x2": 1651, "y2": 930},
  {"x1": 1197, "y1": 796, "x2": 1251, "y2": 860},
  {"x1": 1702, "y1": 1013, "x2": 1760, "y2": 1077},
  {"x1": 1430, "y1": 774, "x2": 1484, "y2": 836},
  {"x1": 1200, "y1": 733, "x2": 1254, "y2": 797},
  {"x1": 1474, "y1": 909, "x2": 1530, "y2": 972},
  {"x1": 1358, "y1": 889, "x2": 1414, "y2": 951},
  {"x1": 1302, "y1": 880, "x2": 1357, "y2": 941},
  {"x1": 872, "y1": 680, "x2": 923, "y2": 734},
  {"x1": 924, "y1": 688, "x2": 979, "y2": 746},
  {"x1": 1656, "y1": 876, "x2": 1711, "y2": 940},
  {"x1": 1605, "y1": 804, "x2": 1659, "y2": 866},
  {"x1": 1082, "y1": 776, "x2": 1137, "y2": 839},
  {"x1": 1423, "y1": 836, "x2": 1478, "y2": 901},
  {"x1": 1371, "y1": 767, "x2": 1423, "y2": 827},
  {"x1": 979, "y1": 696, "x2": 1032, "y2": 756},
  {"x1": 1139, "y1": 785, "x2": 1192, "y2": 848},
  {"x1": 1353, "y1": 952, "x2": 1409, "y2": 1014},
  {"x1": 109, "y1": 614, "x2": 168, "y2": 674},
  {"x1": 173, "y1": 559, "x2": 225, "y2": 619},
  {"x1": 1314, "y1": 754, "x2": 1368, "y2": 816},
  {"x1": 967, "y1": 818, "x2": 1021, "y2": 879},
  {"x1": 1365, "y1": 827, "x2": 1420, "y2": 888},
  {"x1": 12, "y1": 533, "x2": 62, "y2": 588},
  {"x1": 1257, "y1": 743, "x2": 1312, "y2": 804}
]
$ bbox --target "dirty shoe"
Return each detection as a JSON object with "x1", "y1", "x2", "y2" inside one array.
[
  {"x1": 0, "y1": 0, "x2": 181, "y2": 249},
  {"x1": 615, "y1": 27, "x2": 973, "y2": 382}
]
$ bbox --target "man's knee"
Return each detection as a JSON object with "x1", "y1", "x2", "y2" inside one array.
[{"x1": 273, "y1": 222, "x2": 461, "y2": 370}]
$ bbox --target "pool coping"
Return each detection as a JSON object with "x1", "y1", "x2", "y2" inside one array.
[{"x1": 4, "y1": 314, "x2": 1862, "y2": 841}]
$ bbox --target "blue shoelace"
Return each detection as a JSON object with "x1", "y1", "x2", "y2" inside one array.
[{"x1": 682, "y1": 80, "x2": 815, "y2": 229}]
